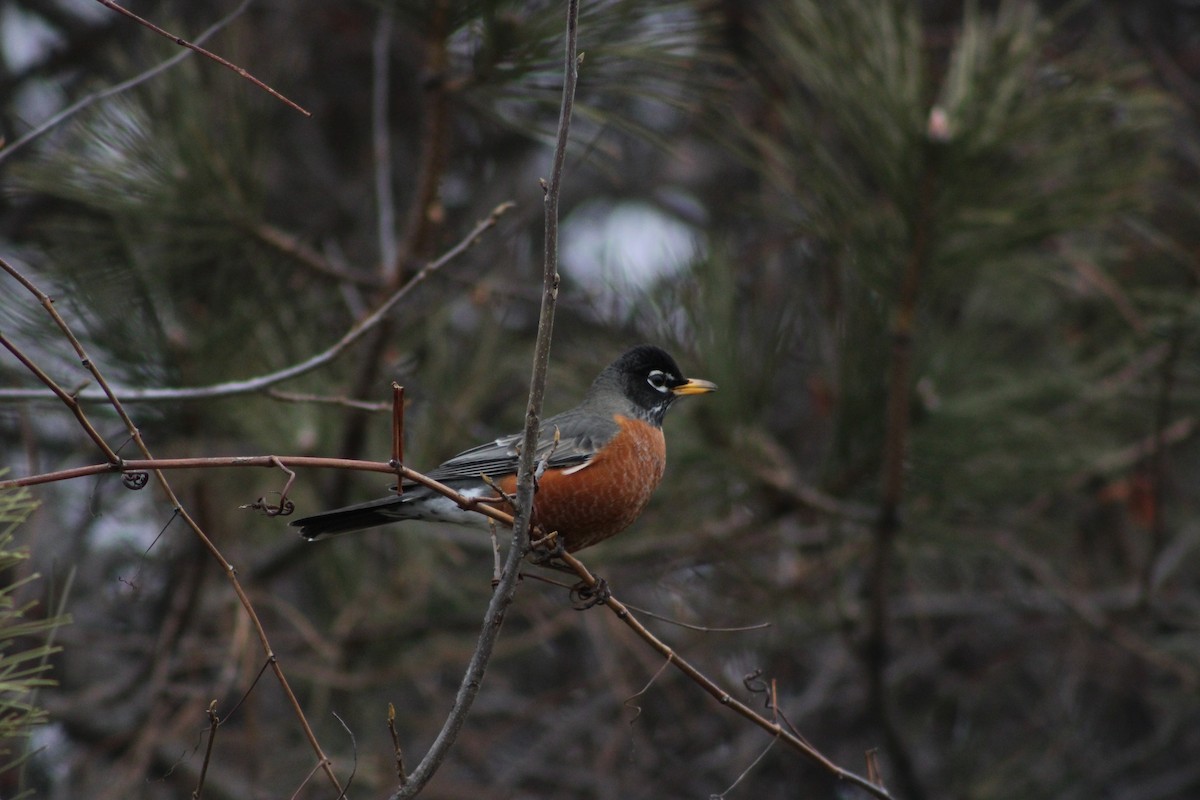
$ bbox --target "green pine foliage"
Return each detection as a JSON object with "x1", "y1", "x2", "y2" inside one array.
[
  {"x1": 0, "y1": 482, "x2": 70, "y2": 794},
  {"x1": 744, "y1": 0, "x2": 1171, "y2": 511}
]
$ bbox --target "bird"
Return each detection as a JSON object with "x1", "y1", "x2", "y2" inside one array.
[{"x1": 291, "y1": 344, "x2": 716, "y2": 552}]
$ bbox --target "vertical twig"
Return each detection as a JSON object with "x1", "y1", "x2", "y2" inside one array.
[
  {"x1": 331, "y1": 0, "x2": 452, "y2": 504},
  {"x1": 192, "y1": 701, "x2": 220, "y2": 800},
  {"x1": 864, "y1": 113, "x2": 945, "y2": 800},
  {"x1": 387, "y1": 703, "x2": 407, "y2": 785},
  {"x1": 390, "y1": 382, "x2": 405, "y2": 495},
  {"x1": 387, "y1": 2, "x2": 580, "y2": 798}
]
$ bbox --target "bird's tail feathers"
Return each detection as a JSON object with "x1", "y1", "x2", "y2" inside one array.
[{"x1": 291, "y1": 494, "x2": 408, "y2": 540}]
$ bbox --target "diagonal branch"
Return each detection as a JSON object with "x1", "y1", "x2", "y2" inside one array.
[
  {"x1": 0, "y1": 259, "x2": 345, "y2": 794},
  {"x1": 0, "y1": 202, "x2": 513, "y2": 404},
  {"x1": 92, "y1": 0, "x2": 309, "y2": 116},
  {"x1": 0, "y1": 1, "x2": 253, "y2": 165},
  {"x1": 2, "y1": 439, "x2": 890, "y2": 800},
  {"x1": 556, "y1": 553, "x2": 895, "y2": 800}
]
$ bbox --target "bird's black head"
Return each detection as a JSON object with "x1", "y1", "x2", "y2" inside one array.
[{"x1": 591, "y1": 344, "x2": 717, "y2": 425}]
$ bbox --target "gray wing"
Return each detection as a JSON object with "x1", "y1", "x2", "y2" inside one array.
[{"x1": 423, "y1": 408, "x2": 619, "y2": 483}]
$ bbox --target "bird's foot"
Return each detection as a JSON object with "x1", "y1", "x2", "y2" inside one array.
[
  {"x1": 570, "y1": 577, "x2": 610, "y2": 610},
  {"x1": 528, "y1": 528, "x2": 567, "y2": 566}
]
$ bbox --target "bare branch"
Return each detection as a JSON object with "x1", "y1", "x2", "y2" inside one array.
[
  {"x1": 1, "y1": 260, "x2": 345, "y2": 795},
  {"x1": 92, "y1": 0, "x2": 310, "y2": 116},
  {"x1": 191, "y1": 701, "x2": 220, "y2": 800},
  {"x1": 388, "y1": 2, "x2": 579, "y2": 797},
  {"x1": 0, "y1": 1, "x2": 253, "y2": 165},
  {"x1": 251, "y1": 223, "x2": 380, "y2": 287},
  {"x1": 0, "y1": 203, "x2": 513, "y2": 404},
  {"x1": 554, "y1": 552, "x2": 895, "y2": 800},
  {"x1": 1, "y1": 457, "x2": 517, "y2": 533}
]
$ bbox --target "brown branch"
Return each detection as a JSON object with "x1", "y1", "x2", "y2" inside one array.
[
  {"x1": 1, "y1": 429, "x2": 894, "y2": 798},
  {"x1": 192, "y1": 701, "x2": 220, "y2": 800},
  {"x1": 0, "y1": 332, "x2": 121, "y2": 465},
  {"x1": 390, "y1": 383, "x2": 405, "y2": 482},
  {"x1": 387, "y1": 703, "x2": 407, "y2": 786},
  {"x1": 2, "y1": 457, "x2": 517, "y2": 532},
  {"x1": 0, "y1": 1, "x2": 254, "y2": 165},
  {"x1": 93, "y1": 0, "x2": 310, "y2": 116},
  {"x1": 1, "y1": 262, "x2": 345, "y2": 795},
  {"x1": 554, "y1": 552, "x2": 895, "y2": 800},
  {"x1": 251, "y1": 223, "x2": 380, "y2": 287},
  {"x1": 331, "y1": 0, "x2": 454, "y2": 505},
  {"x1": 0, "y1": 203, "x2": 513, "y2": 404}
]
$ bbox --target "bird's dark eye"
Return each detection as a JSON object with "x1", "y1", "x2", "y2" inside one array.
[{"x1": 647, "y1": 370, "x2": 670, "y2": 392}]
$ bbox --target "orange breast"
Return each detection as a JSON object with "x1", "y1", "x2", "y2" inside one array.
[{"x1": 497, "y1": 415, "x2": 666, "y2": 551}]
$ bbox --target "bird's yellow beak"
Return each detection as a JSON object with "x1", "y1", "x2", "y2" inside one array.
[{"x1": 672, "y1": 378, "x2": 718, "y2": 396}]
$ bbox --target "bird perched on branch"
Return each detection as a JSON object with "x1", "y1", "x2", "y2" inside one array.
[{"x1": 292, "y1": 345, "x2": 716, "y2": 552}]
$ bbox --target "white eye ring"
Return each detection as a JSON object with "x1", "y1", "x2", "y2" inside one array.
[{"x1": 647, "y1": 370, "x2": 671, "y2": 393}]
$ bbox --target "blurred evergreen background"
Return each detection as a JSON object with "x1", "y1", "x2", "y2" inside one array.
[{"x1": 2, "y1": 1, "x2": 1199, "y2": 798}]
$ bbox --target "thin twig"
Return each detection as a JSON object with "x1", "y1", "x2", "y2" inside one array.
[
  {"x1": 264, "y1": 390, "x2": 391, "y2": 411},
  {"x1": 93, "y1": 0, "x2": 310, "y2": 116},
  {"x1": 390, "y1": 383, "x2": 405, "y2": 493},
  {"x1": 623, "y1": 657, "x2": 673, "y2": 724},
  {"x1": 521, "y1": 573, "x2": 771, "y2": 632},
  {"x1": 0, "y1": 332, "x2": 122, "y2": 464},
  {"x1": 251, "y1": 223, "x2": 380, "y2": 287},
  {"x1": 1, "y1": 457, "x2": 517, "y2": 532},
  {"x1": 192, "y1": 701, "x2": 219, "y2": 800},
  {"x1": 711, "y1": 735, "x2": 779, "y2": 800},
  {"x1": 0, "y1": 204, "x2": 513, "y2": 403},
  {"x1": 2, "y1": 264, "x2": 345, "y2": 794},
  {"x1": 330, "y1": 711, "x2": 357, "y2": 800},
  {"x1": 388, "y1": 3, "x2": 578, "y2": 798},
  {"x1": 387, "y1": 703, "x2": 407, "y2": 785},
  {"x1": 556, "y1": 552, "x2": 894, "y2": 800},
  {"x1": 0, "y1": 1, "x2": 254, "y2": 164}
]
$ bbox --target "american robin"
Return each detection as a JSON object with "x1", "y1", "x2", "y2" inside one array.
[{"x1": 292, "y1": 345, "x2": 716, "y2": 552}]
